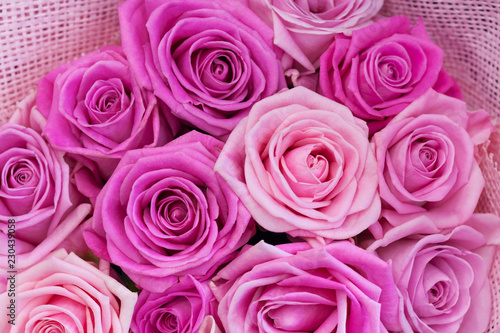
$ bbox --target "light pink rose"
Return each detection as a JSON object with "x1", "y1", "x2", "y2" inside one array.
[
  {"x1": 9, "y1": 93, "x2": 46, "y2": 133},
  {"x1": 0, "y1": 249, "x2": 137, "y2": 332},
  {"x1": 239, "y1": 0, "x2": 383, "y2": 73},
  {"x1": 211, "y1": 241, "x2": 403, "y2": 332},
  {"x1": 0, "y1": 123, "x2": 91, "y2": 270},
  {"x1": 199, "y1": 316, "x2": 223, "y2": 333},
  {"x1": 371, "y1": 89, "x2": 492, "y2": 229},
  {"x1": 366, "y1": 214, "x2": 500, "y2": 333},
  {"x1": 215, "y1": 87, "x2": 380, "y2": 241}
]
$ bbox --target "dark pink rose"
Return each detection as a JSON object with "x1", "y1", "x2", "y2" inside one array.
[
  {"x1": 119, "y1": 0, "x2": 285, "y2": 138},
  {"x1": 85, "y1": 131, "x2": 255, "y2": 292},
  {"x1": 319, "y1": 16, "x2": 462, "y2": 128},
  {"x1": 215, "y1": 87, "x2": 380, "y2": 241},
  {"x1": 0, "y1": 250, "x2": 137, "y2": 332},
  {"x1": 0, "y1": 123, "x2": 90, "y2": 270},
  {"x1": 367, "y1": 214, "x2": 500, "y2": 333},
  {"x1": 212, "y1": 241, "x2": 403, "y2": 332},
  {"x1": 371, "y1": 89, "x2": 493, "y2": 229},
  {"x1": 131, "y1": 275, "x2": 218, "y2": 333},
  {"x1": 37, "y1": 47, "x2": 179, "y2": 180},
  {"x1": 239, "y1": 0, "x2": 383, "y2": 74}
]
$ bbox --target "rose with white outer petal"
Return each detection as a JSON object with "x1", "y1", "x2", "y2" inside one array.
[{"x1": 239, "y1": 0, "x2": 383, "y2": 74}]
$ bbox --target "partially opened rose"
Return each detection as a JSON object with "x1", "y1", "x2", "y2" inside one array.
[
  {"x1": 131, "y1": 275, "x2": 218, "y2": 333},
  {"x1": 371, "y1": 89, "x2": 492, "y2": 228},
  {"x1": 9, "y1": 93, "x2": 46, "y2": 133},
  {"x1": 215, "y1": 87, "x2": 380, "y2": 241},
  {"x1": 212, "y1": 241, "x2": 402, "y2": 332},
  {"x1": 38, "y1": 46, "x2": 179, "y2": 180},
  {"x1": 0, "y1": 123, "x2": 90, "y2": 270},
  {"x1": 240, "y1": 0, "x2": 383, "y2": 73},
  {"x1": 119, "y1": 0, "x2": 285, "y2": 138},
  {"x1": 319, "y1": 15, "x2": 461, "y2": 130},
  {"x1": 367, "y1": 214, "x2": 500, "y2": 333},
  {"x1": 0, "y1": 250, "x2": 137, "y2": 332},
  {"x1": 85, "y1": 131, "x2": 255, "y2": 292}
]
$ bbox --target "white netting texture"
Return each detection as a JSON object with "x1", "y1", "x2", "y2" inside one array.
[{"x1": 0, "y1": 0, "x2": 499, "y2": 331}]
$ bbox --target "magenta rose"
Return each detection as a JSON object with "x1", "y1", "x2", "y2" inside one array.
[
  {"x1": 119, "y1": 0, "x2": 285, "y2": 138},
  {"x1": 211, "y1": 241, "x2": 403, "y2": 332},
  {"x1": 131, "y1": 275, "x2": 218, "y2": 333},
  {"x1": 371, "y1": 89, "x2": 493, "y2": 229},
  {"x1": 38, "y1": 46, "x2": 179, "y2": 180},
  {"x1": 0, "y1": 249, "x2": 137, "y2": 332},
  {"x1": 0, "y1": 123, "x2": 90, "y2": 270},
  {"x1": 367, "y1": 214, "x2": 500, "y2": 333},
  {"x1": 85, "y1": 131, "x2": 255, "y2": 293},
  {"x1": 319, "y1": 16, "x2": 462, "y2": 129},
  {"x1": 239, "y1": 0, "x2": 383, "y2": 74},
  {"x1": 215, "y1": 87, "x2": 380, "y2": 241}
]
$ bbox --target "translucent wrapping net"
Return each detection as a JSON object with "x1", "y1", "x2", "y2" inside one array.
[{"x1": 0, "y1": 0, "x2": 499, "y2": 331}]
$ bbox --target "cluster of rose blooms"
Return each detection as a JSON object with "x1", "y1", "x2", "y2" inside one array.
[{"x1": 1, "y1": 0, "x2": 499, "y2": 332}]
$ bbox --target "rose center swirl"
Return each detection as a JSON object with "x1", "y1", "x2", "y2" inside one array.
[
  {"x1": 4, "y1": 157, "x2": 40, "y2": 190},
  {"x1": 306, "y1": 154, "x2": 328, "y2": 180},
  {"x1": 153, "y1": 190, "x2": 194, "y2": 236},
  {"x1": 157, "y1": 311, "x2": 180, "y2": 333},
  {"x1": 85, "y1": 78, "x2": 132, "y2": 124},
  {"x1": 210, "y1": 57, "x2": 232, "y2": 82},
  {"x1": 32, "y1": 319, "x2": 66, "y2": 333}
]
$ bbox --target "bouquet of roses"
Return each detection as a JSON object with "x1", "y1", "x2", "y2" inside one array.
[{"x1": 1, "y1": 0, "x2": 499, "y2": 332}]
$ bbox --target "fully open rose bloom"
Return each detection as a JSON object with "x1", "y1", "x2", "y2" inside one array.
[
  {"x1": 0, "y1": 250, "x2": 137, "y2": 332},
  {"x1": 215, "y1": 87, "x2": 380, "y2": 241},
  {"x1": 371, "y1": 89, "x2": 492, "y2": 229},
  {"x1": 366, "y1": 214, "x2": 500, "y2": 333},
  {"x1": 85, "y1": 131, "x2": 255, "y2": 293},
  {"x1": 38, "y1": 47, "x2": 178, "y2": 180},
  {"x1": 119, "y1": 0, "x2": 285, "y2": 138},
  {"x1": 319, "y1": 15, "x2": 461, "y2": 130},
  {"x1": 131, "y1": 275, "x2": 218, "y2": 333},
  {"x1": 0, "y1": 123, "x2": 90, "y2": 270},
  {"x1": 239, "y1": 0, "x2": 383, "y2": 74},
  {"x1": 211, "y1": 241, "x2": 402, "y2": 332}
]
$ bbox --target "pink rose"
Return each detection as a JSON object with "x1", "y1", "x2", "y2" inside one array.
[
  {"x1": 37, "y1": 47, "x2": 179, "y2": 180},
  {"x1": 131, "y1": 275, "x2": 218, "y2": 333},
  {"x1": 0, "y1": 123, "x2": 90, "y2": 270},
  {"x1": 319, "y1": 16, "x2": 462, "y2": 130},
  {"x1": 371, "y1": 89, "x2": 492, "y2": 229},
  {"x1": 199, "y1": 316, "x2": 223, "y2": 333},
  {"x1": 240, "y1": 0, "x2": 383, "y2": 73},
  {"x1": 212, "y1": 241, "x2": 402, "y2": 332},
  {"x1": 215, "y1": 87, "x2": 380, "y2": 241},
  {"x1": 119, "y1": 0, "x2": 285, "y2": 138},
  {"x1": 9, "y1": 93, "x2": 46, "y2": 133},
  {"x1": 366, "y1": 214, "x2": 500, "y2": 332},
  {"x1": 85, "y1": 131, "x2": 255, "y2": 292},
  {"x1": 0, "y1": 250, "x2": 137, "y2": 332}
]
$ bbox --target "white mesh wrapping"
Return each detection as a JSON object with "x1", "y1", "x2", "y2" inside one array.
[{"x1": 0, "y1": 0, "x2": 499, "y2": 331}]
